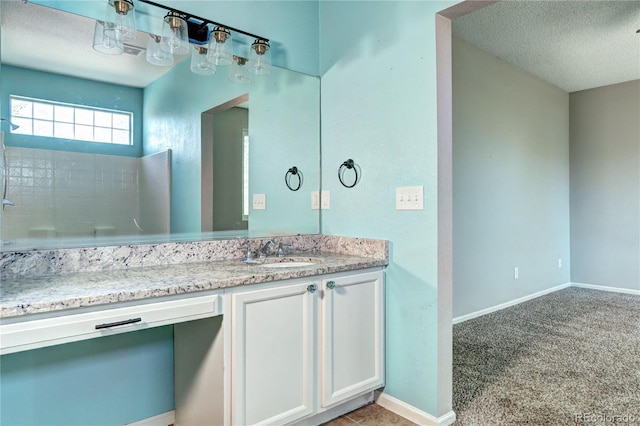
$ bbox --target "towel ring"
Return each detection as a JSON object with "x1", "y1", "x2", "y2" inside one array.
[
  {"x1": 285, "y1": 166, "x2": 303, "y2": 191},
  {"x1": 338, "y1": 159, "x2": 359, "y2": 188}
]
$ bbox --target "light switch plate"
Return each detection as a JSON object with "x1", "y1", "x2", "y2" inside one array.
[
  {"x1": 311, "y1": 191, "x2": 320, "y2": 210},
  {"x1": 321, "y1": 190, "x2": 330, "y2": 210},
  {"x1": 395, "y1": 186, "x2": 424, "y2": 210},
  {"x1": 253, "y1": 194, "x2": 266, "y2": 210}
]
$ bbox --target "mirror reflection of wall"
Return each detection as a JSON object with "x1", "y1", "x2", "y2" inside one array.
[
  {"x1": 201, "y1": 97, "x2": 250, "y2": 233},
  {"x1": 1, "y1": 144, "x2": 171, "y2": 242},
  {"x1": 0, "y1": 1, "x2": 320, "y2": 251}
]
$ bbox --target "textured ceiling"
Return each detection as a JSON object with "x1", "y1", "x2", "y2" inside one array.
[{"x1": 452, "y1": 0, "x2": 640, "y2": 92}]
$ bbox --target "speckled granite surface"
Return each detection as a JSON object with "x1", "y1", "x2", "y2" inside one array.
[
  {"x1": 320, "y1": 235, "x2": 388, "y2": 259},
  {"x1": 1, "y1": 235, "x2": 388, "y2": 318},
  {"x1": 1, "y1": 235, "x2": 323, "y2": 279}
]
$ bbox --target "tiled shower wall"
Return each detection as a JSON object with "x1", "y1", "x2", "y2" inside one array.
[{"x1": 1, "y1": 147, "x2": 170, "y2": 241}]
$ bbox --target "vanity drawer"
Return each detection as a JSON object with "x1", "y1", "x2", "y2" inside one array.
[{"x1": 0, "y1": 294, "x2": 221, "y2": 355}]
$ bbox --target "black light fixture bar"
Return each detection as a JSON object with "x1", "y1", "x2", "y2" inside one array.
[{"x1": 138, "y1": 0, "x2": 268, "y2": 42}]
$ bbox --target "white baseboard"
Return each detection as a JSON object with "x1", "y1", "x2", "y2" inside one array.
[
  {"x1": 454, "y1": 281, "x2": 640, "y2": 325},
  {"x1": 453, "y1": 282, "x2": 571, "y2": 324},
  {"x1": 125, "y1": 411, "x2": 175, "y2": 426},
  {"x1": 374, "y1": 391, "x2": 456, "y2": 426},
  {"x1": 571, "y1": 282, "x2": 640, "y2": 296}
]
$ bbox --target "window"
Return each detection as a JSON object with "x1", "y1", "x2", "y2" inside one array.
[{"x1": 10, "y1": 95, "x2": 133, "y2": 145}]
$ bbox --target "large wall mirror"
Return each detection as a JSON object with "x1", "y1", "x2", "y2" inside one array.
[{"x1": 0, "y1": 0, "x2": 320, "y2": 251}]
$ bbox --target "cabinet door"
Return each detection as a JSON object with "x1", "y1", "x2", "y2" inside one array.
[
  {"x1": 321, "y1": 271, "x2": 385, "y2": 407},
  {"x1": 230, "y1": 282, "x2": 317, "y2": 426}
]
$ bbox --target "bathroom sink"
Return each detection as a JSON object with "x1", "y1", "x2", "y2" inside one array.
[
  {"x1": 248, "y1": 256, "x2": 323, "y2": 268},
  {"x1": 260, "y1": 261, "x2": 316, "y2": 268}
]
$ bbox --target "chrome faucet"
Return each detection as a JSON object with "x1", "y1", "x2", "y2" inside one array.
[
  {"x1": 240, "y1": 243, "x2": 257, "y2": 261},
  {"x1": 259, "y1": 239, "x2": 278, "y2": 257},
  {"x1": 276, "y1": 242, "x2": 291, "y2": 257}
]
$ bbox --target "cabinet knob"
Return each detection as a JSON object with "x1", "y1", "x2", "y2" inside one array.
[
  {"x1": 326, "y1": 281, "x2": 336, "y2": 290},
  {"x1": 307, "y1": 284, "x2": 317, "y2": 293}
]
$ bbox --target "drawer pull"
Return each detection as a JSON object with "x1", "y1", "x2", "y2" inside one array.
[{"x1": 95, "y1": 317, "x2": 142, "y2": 330}]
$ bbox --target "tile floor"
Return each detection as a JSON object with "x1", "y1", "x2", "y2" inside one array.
[{"x1": 322, "y1": 403, "x2": 417, "y2": 425}]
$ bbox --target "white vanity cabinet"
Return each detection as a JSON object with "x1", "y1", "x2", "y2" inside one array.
[
  {"x1": 2, "y1": 263, "x2": 385, "y2": 426},
  {"x1": 229, "y1": 281, "x2": 317, "y2": 425},
  {"x1": 320, "y1": 271, "x2": 385, "y2": 409},
  {"x1": 228, "y1": 269, "x2": 384, "y2": 426}
]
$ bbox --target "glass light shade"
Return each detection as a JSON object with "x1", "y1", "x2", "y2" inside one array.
[
  {"x1": 146, "y1": 34, "x2": 174, "y2": 66},
  {"x1": 93, "y1": 20, "x2": 124, "y2": 55},
  {"x1": 207, "y1": 26, "x2": 233, "y2": 66},
  {"x1": 190, "y1": 46, "x2": 216, "y2": 75},
  {"x1": 228, "y1": 56, "x2": 252, "y2": 84},
  {"x1": 247, "y1": 39, "x2": 272, "y2": 76},
  {"x1": 104, "y1": 0, "x2": 137, "y2": 43},
  {"x1": 160, "y1": 13, "x2": 189, "y2": 55}
]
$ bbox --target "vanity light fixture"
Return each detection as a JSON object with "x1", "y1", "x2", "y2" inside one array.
[
  {"x1": 139, "y1": 0, "x2": 268, "y2": 79},
  {"x1": 229, "y1": 56, "x2": 252, "y2": 84},
  {"x1": 93, "y1": 0, "x2": 271, "y2": 80},
  {"x1": 104, "y1": 0, "x2": 137, "y2": 42},
  {"x1": 160, "y1": 11, "x2": 189, "y2": 55},
  {"x1": 247, "y1": 39, "x2": 272, "y2": 76},
  {"x1": 92, "y1": 20, "x2": 124, "y2": 55},
  {"x1": 146, "y1": 34, "x2": 173, "y2": 66},
  {"x1": 191, "y1": 46, "x2": 217, "y2": 75},
  {"x1": 207, "y1": 26, "x2": 234, "y2": 66},
  {"x1": 187, "y1": 20, "x2": 215, "y2": 74}
]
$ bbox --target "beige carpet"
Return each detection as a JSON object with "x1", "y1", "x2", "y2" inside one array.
[{"x1": 453, "y1": 287, "x2": 640, "y2": 425}]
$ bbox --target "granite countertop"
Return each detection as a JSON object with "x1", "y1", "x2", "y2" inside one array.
[{"x1": 0, "y1": 252, "x2": 387, "y2": 318}]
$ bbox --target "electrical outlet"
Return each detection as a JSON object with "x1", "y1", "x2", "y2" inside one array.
[
  {"x1": 253, "y1": 194, "x2": 266, "y2": 210},
  {"x1": 514, "y1": 267, "x2": 519, "y2": 280},
  {"x1": 311, "y1": 191, "x2": 320, "y2": 210},
  {"x1": 321, "y1": 190, "x2": 330, "y2": 210},
  {"x1": 396, "y1": 186, "x2": 424, "y2": 210},
  {"x1": 558, "y1": 258, "x2": 562, "y2": 268}
]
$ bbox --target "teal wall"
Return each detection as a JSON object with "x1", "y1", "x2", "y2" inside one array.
[
  {"x1": 0, "y1": 326, "x2": 174, "y2": 426},
  {"x1": 0, "y1": 66, "x2": 143, "y2": 157},
  {"x1": 143, "y1": 59, "x2": 320, "y2": 235},
  {"x1": 452, "y1": 38, "x2": 571, "y2": 318},
  {"x1": 319, "y1": 0, "x2": 457, "y2": 416}
]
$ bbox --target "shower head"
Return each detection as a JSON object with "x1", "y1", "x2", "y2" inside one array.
[{"x1": 0, "y1": 118, "x2": 19, "y2": 131}]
